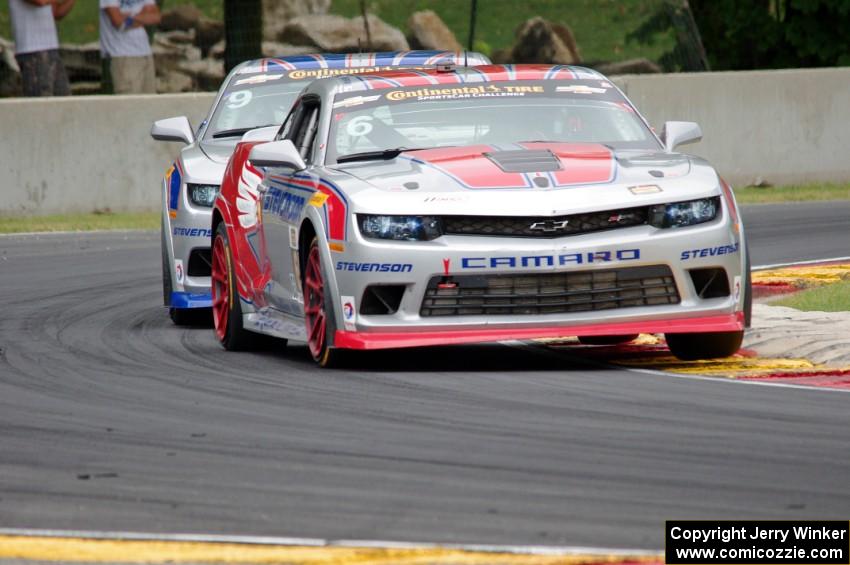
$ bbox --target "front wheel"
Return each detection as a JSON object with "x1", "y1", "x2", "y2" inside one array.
[
  {"x1": 303, "y1": 237, "x2": 346, "y2": 368},
  {"x1": 665, "y1": 331, "x2": 744, "y2": 361},
  {"x1": 211, "y1": 223, "x2": 253, "y2": 350}
]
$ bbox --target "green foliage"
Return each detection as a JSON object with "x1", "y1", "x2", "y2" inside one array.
[
  {"x1": 733, "y1": 182, "x2": 850, "y2": 204},
  {"x1": 774, "y1": 280, "x2": 850, "y2": 312},
  {"x1": 1, "y1": 0, "x2": 675, "y2": 66},
  {"x1": 0, "y1": 211, "x2": 159, "y2": 233},
  {"x1": 629, "y1": 0, "x2": 850, "y2": 70}
]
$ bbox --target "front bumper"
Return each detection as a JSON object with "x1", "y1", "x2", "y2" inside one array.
[
  {"x1": 328, "y1": 212, "x2": 745, "y2": 349},
  {"x1": 165, "y1": 183, "x2": 215, "y2": 308}
]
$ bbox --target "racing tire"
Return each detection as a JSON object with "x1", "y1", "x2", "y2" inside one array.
[
  {"x1": 161, "y1": 218, "x2": 171, "y2": 307},
  {"x1": 303, "y1": 236, "x2": 346, "y2": 368},
  {"x1": 664, "y1": 330, "x2": 744, "y2": 361},
  {"x1": 577, "y1": 334, "x2": 639, "y2": 346},
  {"x1": 743, "y1": 242, "x2": 753, "y2": 328},
  {"x1": 211, "y1": 223, "x2": 253, "y2": 351}
]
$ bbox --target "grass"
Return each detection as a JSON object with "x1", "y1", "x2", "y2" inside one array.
[
  {"x1": 1, "y1": 0, "x2": 672, "y2": 64},
  {"x1": 774, "y1": 280, "x2": 850, "y2": 312},
  {"x1": 733, "y1": 182, "x2": 850, "y2": 205},
  {"x1": 332, "y1": 0, "x2": 673, "y2": 63},
  {"x1": 0, "y1": 211, "x2": 159, "y2": 234}
]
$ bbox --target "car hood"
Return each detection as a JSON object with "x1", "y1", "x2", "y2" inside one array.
[
  {"x1": 177, "y1": 141, "x2": 234, "y2": 185},
  {"x1": 330, "y1": 142, "x2": 720, "y2": 216},
  {"x1": 199, "y1": 139, "x2": 239, "y2": 165}
]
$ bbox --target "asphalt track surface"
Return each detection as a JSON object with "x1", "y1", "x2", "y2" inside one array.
[{"x1": 0, "y1": 201, "x2": 848, "y2": 550}]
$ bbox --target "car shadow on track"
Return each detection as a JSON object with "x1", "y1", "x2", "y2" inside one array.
[{"x1": 257, "y1": 342, "x2": 606, "y2": 373}]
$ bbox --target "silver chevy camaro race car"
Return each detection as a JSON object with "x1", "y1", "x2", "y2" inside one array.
[
  {"x1": 150, "y1": 50, "x2": 491, "y2": 324},
  {"x1": 212, "y1": 64, "x2": 751, "y2": 366}
]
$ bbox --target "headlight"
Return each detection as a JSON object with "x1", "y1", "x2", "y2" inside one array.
[
  {"x1": 649, "y1": 196, "x2": 720, "y2": 228},
  {"x1": 358, "y1": 215, "x2": 443, "y2": 241},
  {"x1": 187, "y1": 184, "x2": 220, "y2": 207}
]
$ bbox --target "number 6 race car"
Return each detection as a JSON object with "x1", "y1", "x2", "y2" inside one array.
[
  {"x1": 150, "y1": 50, "x2": 490, "y2": 325},
  {"x1": 211, "y1": 64, "x2": 751, "y2": 367}
]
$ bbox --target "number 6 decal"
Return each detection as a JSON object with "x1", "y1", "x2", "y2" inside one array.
[{"x1": 346, "y1": 115, "x2": 373, "y2": 136}]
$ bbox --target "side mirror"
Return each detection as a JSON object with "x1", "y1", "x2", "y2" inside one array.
[
  {"x1": 151, "y1": 116, "x2": 195, "y2": 145},
  {"x1": 242, "y1": 125, "x2": 279, "y2": 142},
  {"x1": 248, "y1": 140, "x2": 306, "y2": 171},
  {"x1": 661, "y1": 121, "x2": 702, "y2": 152}
]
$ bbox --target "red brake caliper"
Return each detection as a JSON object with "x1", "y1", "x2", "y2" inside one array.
[
  {"x1": 304, "y1": 245, "x2": 326, "y2": 358},
  {"x1": 211, "y1": 236, "x2": 229, "y2": 341}
]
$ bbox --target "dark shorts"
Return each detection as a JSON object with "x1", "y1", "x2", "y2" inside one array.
[{"x1": 16, "y1": 49, "x2": 71, "y2": 97}]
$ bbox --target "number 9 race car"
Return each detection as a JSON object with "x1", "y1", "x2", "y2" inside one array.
[
  {"x1": 211, "y1": 64, "x2": 751, "y2": 367},
  {"x1": 150, "y1": 50, "x2": 491, "y2": 325}
]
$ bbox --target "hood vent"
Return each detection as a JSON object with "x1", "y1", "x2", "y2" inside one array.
[{"x1": 484, "y1": 149, "x2": 562, "y2": 173}]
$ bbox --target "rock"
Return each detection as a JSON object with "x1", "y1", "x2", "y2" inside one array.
[
  {"x1": 281, "y1": 14, "x2": 409, "y2": 53},
  {"x1": 489, "y1": 47, "x2": 511, "y2": 64},
  {"x1": 70, "y1": 81, "x2": 101, "y2": 95},
  {"x1": 261, "y1": 41, "x2": 318, "y2": 58},
  {"x1": 406, "y1": 10, "x2": 461, "y2": 51},
  {"x1": 178, "y1": 58, "x2": 225, "y2": 91},
  {"x1": 594, "y1": 58, "x2": 661, "y2": 75},
  {"x1": 156, "y1": 29, "x2": 196, "y2": 45},
  {"x1": 0, "y1": 36, "x2": 22, "y2": 97},
  {"x1": 153, "y1": 32, "x2": 201, "y2": 74},
  {"x1": 59, "y1": 42, "x2": 101, "y2": 82},
  {"x1": 209, "y1": 40, "x2": 225, "y2": 60},
  {"x1": 195, "y1": 18, "x2": 224, "y2": 54},
  {"x1": 157, "y1": 70, "x2": 193, "y2": 93},
  {"x1": 160, "y1": 4, "x2": 203, "y2": 32},
  {"x1": 263, "y1": 0, "x2": 330, "y2": 43},
  {"x1": 551, "y1": 22, "x2": 581, "y2": 63},
  {"x1": 510, "y1": 17, "x2": 577, "y2": 65}
]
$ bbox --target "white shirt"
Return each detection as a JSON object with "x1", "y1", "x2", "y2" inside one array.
[
  {"x1": 8, "y1": 0, "x2": 59, "y2": 54},
  {"x1": 99, "y1": 0, "x2": 154, "y2": 57}
]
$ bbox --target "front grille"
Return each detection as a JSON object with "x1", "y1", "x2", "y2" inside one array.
[
  {"x1": 442, "y1": 207, "x2": 648, "y2": 238},
  {"x1": 420, "y1": 265, "x2": 679, "y2": 317}
]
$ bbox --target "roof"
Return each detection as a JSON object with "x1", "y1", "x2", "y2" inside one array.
[
  {"x1": 333, "y1": 64, "x2": 608, "y2": 92},
  {"x1": 235, "y1": 51, "x2": 491, "y2": 75}
]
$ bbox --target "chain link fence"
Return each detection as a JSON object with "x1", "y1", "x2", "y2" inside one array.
[{"x1": 0, "y1": 0, "x2": 708, "y2": 97}]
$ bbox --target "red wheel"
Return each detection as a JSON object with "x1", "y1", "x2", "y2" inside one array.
[
  {"x1": 211, "y1": 223, "x2": 251, "y2": 350},
  {"x1": 302, "y1": 237, "x2": 345, "y2": 367},
  {"x1": 211, "y1": 231, "x2": 229, "y2": 342}
]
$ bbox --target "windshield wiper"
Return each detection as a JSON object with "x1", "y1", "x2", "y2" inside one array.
[
  {"x1": 336, "y1": 147, "x2": 435, "y2": 164},
  {"x1": 211, "y1": 124, "x2": 277, "y2": 139}
]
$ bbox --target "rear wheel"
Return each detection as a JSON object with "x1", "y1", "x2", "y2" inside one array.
[
  {"x1": 211, "y1": 223, "x2": 253, "y2": 350},
  {"x1": 303, "y1": 237, "x2": 345, "y2": 368},
  {"x1": 665, "y1": 331, "x2": 743, "y2": 360},
  {"x1": 578, "y1": 334, "x2": 639, "y2": 346}
]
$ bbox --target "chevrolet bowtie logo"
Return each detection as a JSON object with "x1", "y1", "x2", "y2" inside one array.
[{"x1": 529, "y1": 219, "x2": 569, "y2": 232}]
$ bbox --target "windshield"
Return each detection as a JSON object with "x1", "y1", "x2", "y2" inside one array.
[
  {"x1": 328, "y1": 79, "x2": 660, "y2": 163},
  {"x1": 206, "y1": 74, "x2": 309, "y2": 139}
]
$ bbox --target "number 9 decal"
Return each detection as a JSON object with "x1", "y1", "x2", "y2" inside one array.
[
  {"x1": 227, "y1": 90, "x2": 252, "y2": 109},
  {"x1": 346, "y1": 115, "x2": 373, "y2": 136}
]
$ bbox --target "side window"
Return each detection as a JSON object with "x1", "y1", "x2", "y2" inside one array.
[
  {"x1": 291, "y1": 100, "x2": 320, "y2": 163},
  {"x1": 276, "y1": 102, "x2": 297, "y2": 141}
]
